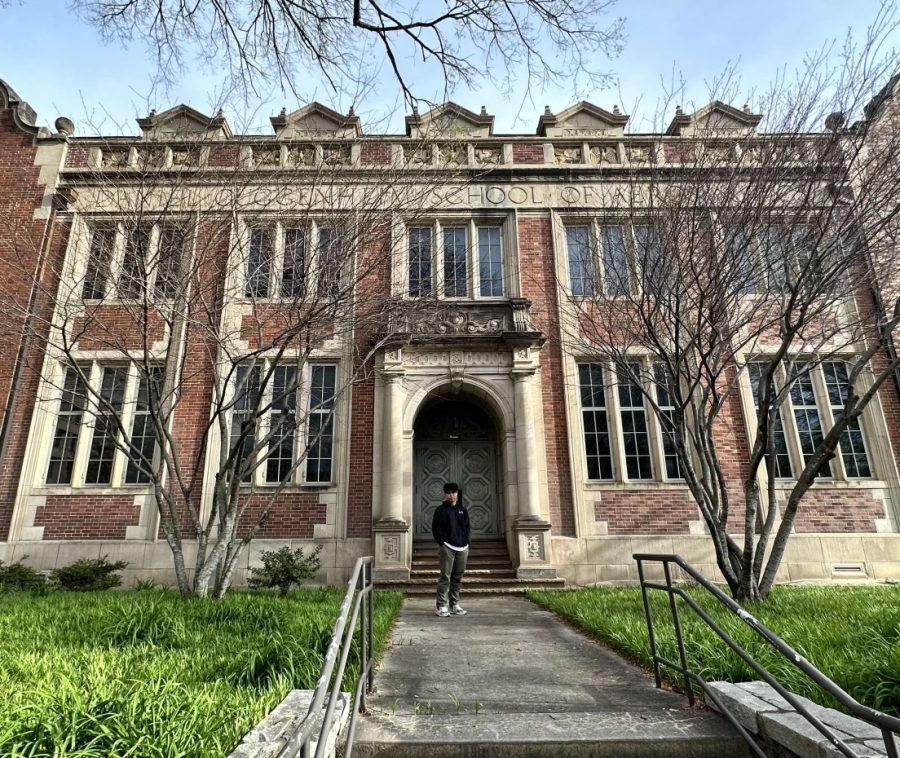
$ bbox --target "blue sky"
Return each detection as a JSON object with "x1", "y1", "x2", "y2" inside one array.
[{"x1": 0, "y1": 1, "x2": 896, "y2": 135}]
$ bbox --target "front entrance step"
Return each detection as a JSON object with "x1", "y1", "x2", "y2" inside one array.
[
  {"x1": 383, "y1": 539, "x2": 564, "y2": 595},
  {"x1": 351, "y1": 711, "x2": 750, "y2": 758}
]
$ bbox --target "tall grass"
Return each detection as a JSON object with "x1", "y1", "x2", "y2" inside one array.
[
  {"x1": 528, "y1": 585, "x2": 900, "y2": 717},
  {"x1": 0, "y1": 588, "x2": 404, "y2": 757}
]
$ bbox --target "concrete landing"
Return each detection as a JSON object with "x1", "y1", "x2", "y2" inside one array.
[{"x1": 353, "y1": 596, "x2": 749, "y2": 757}]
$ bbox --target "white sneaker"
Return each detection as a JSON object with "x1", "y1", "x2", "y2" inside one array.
[
  {"x1": 450, "y1": 605, "x2": 467, "y2": 616},
  {"x1": 436, "y1": 606, "x2": 451, "y2": 617}
]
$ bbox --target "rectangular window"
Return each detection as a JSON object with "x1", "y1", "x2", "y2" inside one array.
[
  {"x1": 266, "y1": 366, "x2": 299, "y2": 483},
  {"x1": 565, "y1": 225, "x2": 594, "y2": 296},
  {"x1": 578, "y1": 364, "x2": 613, "y2": 480},
  {"x1": 477, "y1": 226, "x2": 503, "y2": 296},
  {"x1": 789, "y1": 364, "x2": 831, "y2": 477},
  {"x1": 443, "y1": 227, "x2": 468, "y2": 297},
  {"x1": 154, "y1": 226, "x2": 184, "y2": 300},
  {"x1": 317, "y1": 226, "x2": 343, "y2": 299},
  {"x1": 634, "y1": 225, "x2": 663, "y2": 291},
  {"x1": 748, "y1": 363, "x2": 793, "y2": 478},
  {"x1": 306, "y1": 365, "x2": 337, "y2": 483},
  {"x1": 764, "y1": 227, "x2": 790, "y2": 293},
  {"x1": 46, "y1": 368, "x2": 87, "y2": 485},
  {"x1": 245, "y1": 228, "x2": 273, "y2": 298},
  {"x1": 601, "y1": 225, "x2": 629, "y2": 296},
  {"x1": 82, "y1": 226, "x2": 116, "y2": 299},
  {"x1": 118, "y1": 227, "x2": 151, "y2": 299},
  {"x1": 281, "y1": 227, "x2": 307, "y2": 298},
  {"x1": 653, "y1": 365, "x2": 682, "y2": 479},
  {"x1": 618, "y1": 367, "x2": 653, "y2": 479},
  {"x1": 125, "y1": 368, "x2": 163, "y2": 484},
  {"x1": 725, "y1": 229, "x2": 759, "y2": 295},
  {"x1": 84, "y1": 367, "x2": 128, "y2": 485},
  {"x1": 822, "y1": 362, "x2": 871, "y2": 478},
  {"x1": 231, "y1": 366, "x2": 261, "y2": 482},
  {"x1": 408, "y1": 226, "x2": 433, "y2": 298}
]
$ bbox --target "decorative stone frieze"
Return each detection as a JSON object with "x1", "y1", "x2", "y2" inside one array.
[
  {"x1": 438, "y1": 144, "x2": 467, "y2": 167},
  {"x1": 588, "y1": 144, "x2": 620, "y2": 165},
  {"x1": 474, "y1": 146, "x2": 502, "y2": 165},
  {"x1": 555, "y1": 145, "x2": 582, "y2": 165}
]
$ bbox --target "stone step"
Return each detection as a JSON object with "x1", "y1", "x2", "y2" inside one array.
[
  {"x1": 352, "y1": 711, "x2": 751, "y2": 758},
  {"x1": 410, "y1": 560, "x2": 514, "y2": 568},
  {"x1": 384, "y1": 586, "x2": 560, "y2": 596},
  {"x1": 376, "y1": 576, "x2": 565, "y2": 588},
  {"x1": 410, "y1": 568, "x2": 517, "y2": 578},
  {"x1": 412, "y1": 550, "x2": 511, "y2": 558}
]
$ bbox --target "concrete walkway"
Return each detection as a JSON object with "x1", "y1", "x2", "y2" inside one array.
[{"x1": 353, "y1": 596, "x2": 749, "y2": 757}]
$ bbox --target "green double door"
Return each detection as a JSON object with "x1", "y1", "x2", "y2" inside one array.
[{"x1": 413, "y1": 441, "x2": 500, "y2": 541}]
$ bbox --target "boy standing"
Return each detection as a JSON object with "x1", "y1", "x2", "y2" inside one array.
[{"x1": 431, "y1": 482, "x2": 470, "y2": 617}]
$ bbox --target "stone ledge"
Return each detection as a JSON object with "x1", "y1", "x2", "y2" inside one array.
[
  {"x1": 706, "y1": 681, "x2": 895, "y2": 757},
  {"x1": 228, "y1": 689, "x2": 350, "y2": 758}
]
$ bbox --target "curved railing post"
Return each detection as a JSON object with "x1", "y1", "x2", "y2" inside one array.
[{"x1": 633, "y1": 553, "x2": 900, "y2": 758}]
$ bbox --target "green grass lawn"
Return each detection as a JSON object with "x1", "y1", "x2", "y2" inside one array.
[
  {"x1": 528, "y1": 584, "x2": 900, "y2": 717},
  {"x1": 0, "y1": 588, "x2": 404, "y2": 757}
]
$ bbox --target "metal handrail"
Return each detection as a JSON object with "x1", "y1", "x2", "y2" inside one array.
[
  {"x1": 277, "y1": 556, "x2": 375, "y2": 758},
  {"x1": 633, "y1": 553, "x2": 900, "y2": 758}
]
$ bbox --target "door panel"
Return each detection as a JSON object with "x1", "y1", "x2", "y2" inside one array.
[{"x1": 414, "y1": 440, "x2": 499, "y2": 540}]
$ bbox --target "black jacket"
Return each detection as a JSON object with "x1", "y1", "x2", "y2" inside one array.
[{"x1": 431, "y1": 502, "x2": 471, "y2": 548}]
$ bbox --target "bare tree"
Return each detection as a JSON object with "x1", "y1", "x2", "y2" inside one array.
[
  {"x1": 1, "y1": 121, "x2": 466, "y2": 597},
  {"x1": 68, "y1": 0, "x2": 624, "y2": 104},
  {"x1": 558, "y1": 9, "x2": 900, "y2": 600}
]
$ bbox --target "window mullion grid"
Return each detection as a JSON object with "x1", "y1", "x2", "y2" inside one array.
[
  {"x1": 434, "y1": 220, "x2": 445, "y2": 299},
  {"x1": 272, "y1": 222, "x2": 285, "y2": 300},
  {"x1": 646, "y1": 362, "x2": 673, "y2": 481},
  {"x1": 258, "y1": 361, "x2": 276, "y2": 486},
  {"x1": 75, "y1": 363, "x2": 104, "y2": 485},
  {"x1": 606, "y1": 361, "x2": 627, "y2": 482},
  {"x1": 45, "y1": 363, "x2": 87, "y2": 486},
  {"x1": 298, "y1": 363, "x2": 313, "y2": 484},
  {"x1": 113, "y1": 363, "x2": 140, "y2": 486},
  {"x1": 593, "y1": 220, "x2": 606, "y2": 296},
  {"x1": 468, "y1": 219, "x2": 477, "y2": 299},
  {"x1": 108, "y1": 223, "x2": 127, "y2": 300},
  {"x1": 825, "y1": 361, "x2": 873, "y2": 479},
  {"x1": 812, "y1": 364, "x2": 847, "y2": 481},
  {"x1": 779, "y1": 364, "x2": 805, "y2": 480},
  {"x1": 145, "y1": 223, "x2": 161, "y2": 299},
  {"x1": 785, "y1": 362, "x2": 831, "y2": 479},
  {"x1": 309, "y1": 220, "x2": 321, "y2": 300}
]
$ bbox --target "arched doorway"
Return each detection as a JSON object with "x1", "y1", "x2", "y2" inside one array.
[{"x1": 413, "y1": 395, "x2": 502, "y2": 542}]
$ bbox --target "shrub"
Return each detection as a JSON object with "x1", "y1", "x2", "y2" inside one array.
[
  {"x1": 249, "y1": 545, "x2": 322, "y2": 596},
  {"x1": 51, "y1": 555, "x2": 129, "y2": 591},
  {"x1": 0, "y1": 556, "x2": 47, "y2": 592}
]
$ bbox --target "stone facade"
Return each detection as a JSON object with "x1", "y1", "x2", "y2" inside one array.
[{"x1": 1, "y1": 82, "x2": 899, "y2": 587}]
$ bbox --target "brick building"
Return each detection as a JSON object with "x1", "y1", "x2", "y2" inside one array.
[{"x1": 1, "y1": 77, "x2": 899, "y2": 589}]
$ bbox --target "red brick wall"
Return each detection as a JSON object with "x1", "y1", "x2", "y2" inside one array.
[
  {"x1": 35, "y1": 495, "x2": 140, "y2": 539},
  {"x1": 234, "y1": 492, "x2": 327, "y2": 538},
  {"x1": 518, "y1": 215, "x2": 576, "y2": 535},
  {"x1": 594, "y1": 491, "x2": 698, "y2": 534},
  {"x1": 790, "y1": 489, "x2": 886, "y2": 532},
  {"x1": 207, "y1": 144, "x2": 240, "y2": 167},
  {"x1": 346, "y1": 225, "x2": 392, "y2": 538},
  {"x1": 513, "y1": 144, "x2": 544, "y2": 164},
  {"x1": 0, "y1": 101, "x2": 65, "y2": 539},
  {"x1": 360, "y1": 142, "x2": 392, "y2": 165},
  {"x1": 63, "y1": 144, "x2": 89, "y2": 168}
]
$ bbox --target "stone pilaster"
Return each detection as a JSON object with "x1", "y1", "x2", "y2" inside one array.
[
  {"x1": 511, "y1": 356, "x2": 556, "y2": 579},
  {"x1": 374, "y1": 351, "x2": 410, "y2": 580}
]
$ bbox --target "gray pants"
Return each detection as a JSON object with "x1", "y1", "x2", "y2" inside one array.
[{"x1": 436, "y1": 544, "x2": 468, "y2": 608}]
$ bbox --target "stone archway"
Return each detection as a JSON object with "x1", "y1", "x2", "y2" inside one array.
[{"x1": 412, "y1": 395, "x2": 503, "y2": 541}]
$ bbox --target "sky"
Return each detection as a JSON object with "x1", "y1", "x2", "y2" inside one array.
[{"x1": 1, "y1": 1, "x2": 897, "y2": 136}]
